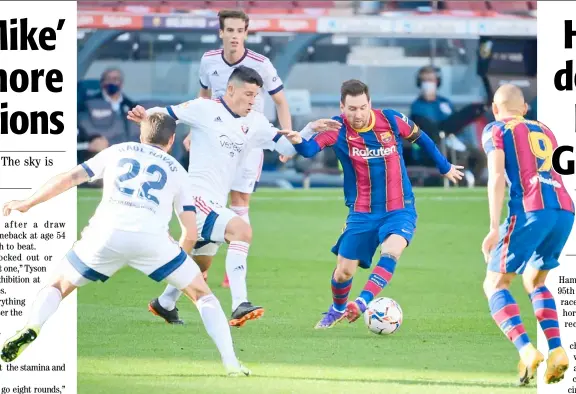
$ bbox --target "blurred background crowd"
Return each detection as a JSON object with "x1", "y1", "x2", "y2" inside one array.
[{"x1": 77, "y1": 0, "x2": 537, "y2": 188}]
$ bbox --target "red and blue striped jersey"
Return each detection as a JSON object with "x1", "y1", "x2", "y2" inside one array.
[
  {"x1": 313, "y1": 109, "x2": 422, "y2": 213},
  {"x1": 482, "y1": 116, "x2": 574, "y2": 214}
]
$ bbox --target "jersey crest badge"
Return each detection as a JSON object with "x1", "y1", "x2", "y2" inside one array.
[{"x1": 380, "y1": 132, "x2": 392, "y2": 143}]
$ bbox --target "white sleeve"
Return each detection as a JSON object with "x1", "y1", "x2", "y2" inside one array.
[
  {"x1": 147, "y1": 99, "x2": 203, "y2": 126},
  {"x1": 299, "y1": 122, "x2": 317, "y2": 141},
  {"x1": 270, "y1": 122, "x2": 316, "y2": 156},
  {"x1": 198, "y1": 56, "x2": 210, "y2": 90},
  {"x1": 273, "y1": 136, "x2": 297, "y2": 156},
  {"x1": 262, "y1": 58, "x2": 284, "y2": 96},
  {"x1": 80, "y1": 146, "x2": 114, "y2": 181},
  {"x1": 248, "y1": 114, "x2": 280, "y2": 151}
]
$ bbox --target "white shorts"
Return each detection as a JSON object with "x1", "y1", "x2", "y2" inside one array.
[
  {"x1": 59, "y1": 226, "x2": 201, "y2": 289},
  {"x1": 230, "y1": 148, "x2": 264, "y2": 194},
  {"x1": 192, "y1": 196, "x2": 238, "y2": 257}
]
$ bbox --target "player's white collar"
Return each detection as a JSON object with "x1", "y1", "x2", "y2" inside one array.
[
  {"x1": 219, "y1": 97, "x2": 241, "y2": 118},
  {"x1": 221, "y1": 48, "x2": 248, "y2": 67}
]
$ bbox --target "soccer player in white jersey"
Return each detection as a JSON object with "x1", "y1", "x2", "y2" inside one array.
[
  {"x1": 0, "y1": 114, "x2": 250, "y2": 376},
  {"x1": 190, "y1": 9, "x2": 294, "y2": 287},
  {"x1": 128, "y1": 66, "x2": 337, "y2": 328}
]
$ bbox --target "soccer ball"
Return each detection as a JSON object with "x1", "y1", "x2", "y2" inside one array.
[{"x1": 363, "y1": 297, "x2": 403, "y2": 335}]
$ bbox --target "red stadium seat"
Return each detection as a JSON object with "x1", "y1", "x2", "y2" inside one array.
[
  {"x1": 295, "y1": 1, "x2": 335, "y2": 7},
  {"x1": 205, "y1": 1, "x2": 243, "y2": 9},
  {"x1": 78, "y1": 1, "x2": 120, "y2": 10},
  {"x1": 117, "y1": 1, "x2": 163, "y2": 12},
  {"x1": 442, "y1": 1, "x2": 488, "y2": 11},
  {"x1": 247, "y1": 8, "x2": 292, "y2": 14},
  {"x1": 249, "y1": 1, "x2": 294, "y2": 9},
  {"x1": 161, "y1": 1, "x2": 209, "y2": 11},
  {"x1": 488, "y1": 1, "x2": 530, "y2": 13},
  {"x1": 527, "y1": 1, "x2": 536, "y2": 10}
]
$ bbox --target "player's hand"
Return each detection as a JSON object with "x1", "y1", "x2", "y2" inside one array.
[
  {"x1": 277, "y1": 130, "x2": 303, "y2": 145},
  {"x1": 183, "y1": 135, "x2": 191, "y2": 151},
  {"x1": 481, "y1": 228, "x2": 499, "y2": 264},
  {"x1": 3, "y1": 200, "x2": 31, "y2": 216},
  {"x1": 443, "y1": 164, "x2": 464, "y2": 184},
  {"x1": 310, "y1": 119, "x2": 342, "y2": 133},
  {"x1": 279, "y1": 155, "x2": 293, "y2": 163},
  {"x1": 127, "y1": 105, "x2": 148, "y2": 124}
]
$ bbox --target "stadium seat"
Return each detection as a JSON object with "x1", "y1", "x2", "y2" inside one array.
[
  {"x1": 527, "y1": 1, "x2": 536, "y2": 10},
  {"x1": 78, "y1": 1, "x2": 120, "y2": 10},
  {"x1": 487, "y1": 1, "x2": 530, "y2": 13},
  {"x1": 205, "y1": 1, "x2": 243, "y2": 9},
  {"x1": 295, "y1": 1, "x2": 335, "y2": 7},
  {"x1": 247, "y1": 7, "x2": 292, "y2": 14},
  {"x1": 117, "y1": 1, "x2": 163, "y2": 12},
  {"x1": 249, "y1": 1, "x2": 294, "y2": 9},
  {"x1": 158, "y1": 1, "x2": 208, "y2": 11},
  {"x1": 441, "y1": 1, "x2": 488, "y2": 11}
]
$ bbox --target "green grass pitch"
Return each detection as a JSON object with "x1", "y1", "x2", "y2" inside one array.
[{"x1": 76, "y1": 187, "x2": 537, "y2": 393}]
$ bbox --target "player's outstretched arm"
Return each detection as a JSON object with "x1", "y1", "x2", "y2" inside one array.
[
  {"x1": 390, "y1": 110, "x2": 463, "y2": 184},
  {"x1": 128, "y1": 100, "x2": 201, "y2": 127},
  {"x1": 3, "y1": 165, "x2": 89, "y2": 216},
  {"x1": 276, "y1": 119, "x2": 341, "y2": 158},
  {"x1": 277, "y1": 130, "x2": 321, "y2": 157}
]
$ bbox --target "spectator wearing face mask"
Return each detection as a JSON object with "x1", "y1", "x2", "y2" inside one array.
[
  {"x1": 410, "y1": 66, "x2": 484, "y2": 185},
  {"x1": 78, "y1": 67, "x2": 138, "y2": 155}
]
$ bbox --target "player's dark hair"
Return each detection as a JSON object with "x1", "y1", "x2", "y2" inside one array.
[
  {"x1": 340, "y1": 79, "x2": 370, "y2": 104},
  {"x1": 141, "y1": 113, "x2": 176, "y2": 146},
  {"x1": 218, "y1": 9, "x2": 249, "y2": 30},
  {"x1": 228, "y1": 65, "x2": 263, "y2": 88}
]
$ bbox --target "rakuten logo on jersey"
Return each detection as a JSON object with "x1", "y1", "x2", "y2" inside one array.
[{"x1": 352, "y1": 145, "x2": 397, "y2": 159}]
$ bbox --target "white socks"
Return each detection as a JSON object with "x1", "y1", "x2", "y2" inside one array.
[
  {"x1": 230, "y1": 206, "x2": 250, "y2": 224},
  {"x1": 196, "y1": 294, "x2": 240, "y2": 369},
  {"x1": 27, "y1": 286, "x2": 63, "y2": 329},
  {"x1": 157, "y1": 239, "x2": 251, "y2": 313},
  {"x1": 158, "y1": 285, "x2": 183, "y2": 311},
  {"x1": 226, "y1": 241, "x2": 250, "y2": 311}
]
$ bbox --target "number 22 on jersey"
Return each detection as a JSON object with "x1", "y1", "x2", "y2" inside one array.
[{"x1": 114, "y1": 158, "x2": 167, "y2": 205}]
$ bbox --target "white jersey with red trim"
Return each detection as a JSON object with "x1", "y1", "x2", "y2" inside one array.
[
  {"x1": 146, "y1": 98, "x2": 291, "y2": 205},
  {"x1": 198, "y1": 48, "x2": 284, "y2": 114}
]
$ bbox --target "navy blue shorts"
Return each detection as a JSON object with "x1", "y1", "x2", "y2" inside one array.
[
  {"x1": 488, "y1": 209, "x2": 574, "y2": 274},
  {"x1": 331, "y1": 209, "x2": 417, "y2": 269}
]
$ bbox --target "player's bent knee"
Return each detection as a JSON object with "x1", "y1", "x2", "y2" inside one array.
[
  {"x1": 381, "y1": 234, "x2": 408, "y2": 258},
  {"x1": 225, "y1": 217, "x2": 252, "y2": 243},
  {"x1": 521, "y1": 265, "x2": 548, "y2": 294},
  {"x1": 335, "y1": 256, "x2": 358, "y2": 280},
  {"x1": 483, "y1": 272, "x2": 514, "y2": 298},
  {"x1": 49, "y1": 277, "x2": 77, "y2": 298},
  {"x1": 193, "y1": 255, "x2": 213, "y2": 272},
  {"x1": 181, "y1": 273, "x2": 212, "y2": 302},
  {"x1": 230, "y1": 191, "x2": 250, "y2": 207}
]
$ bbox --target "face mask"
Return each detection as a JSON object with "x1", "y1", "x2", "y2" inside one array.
[
  {"x1": 421, "y1": 81, "x2": 437, "y2": 94},
  {"x1": 104, "y1": 83, "x2": 120, "y2": 95}
]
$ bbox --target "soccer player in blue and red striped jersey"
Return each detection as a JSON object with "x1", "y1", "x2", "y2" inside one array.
[
  {"x1": 481, "y1": 84, "x2": 575, "y2": 386},
  {"x1": 279, "y1": 79, "x2": 463, "y2": 329}
]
